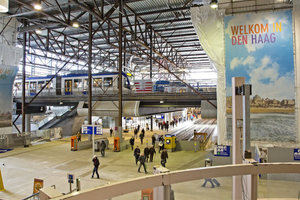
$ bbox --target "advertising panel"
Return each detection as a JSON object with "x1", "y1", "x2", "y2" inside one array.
[{"x1": 225, "y1": 10, "x2": 295, "y2": 142}]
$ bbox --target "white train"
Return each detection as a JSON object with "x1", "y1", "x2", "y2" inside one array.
[{"x1": 13, "y1": 72, "x2": 131, "y2": 97}]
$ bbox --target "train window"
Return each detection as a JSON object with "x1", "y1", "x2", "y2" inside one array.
[
  {"x1": 25, "y1": 82, "x2": 29, "y2": 90},
  {"x1": 38, "y1": 81, "x2": 44, "y2": 90},
  {"x1": 83, "y1": 79, "x2": 88, "y2": 90},
  {"x1": 30, "y1": 82, "x2": 36, "y2": 89},
  {"x1": 93, "y1": 78, "x2": 102, "y2": 88},
  {"x1": 45, "y1": 80, "x2": 53, "y2": 89},
  {"x1": 74, "y1": 79, "x2": 82, "y2": 89},
  {"x1": 15, "y1": 82, "x2": 21, "y2": 90},
  {"x1": 104, "y1": 77, "x2": 113, "y2": 87}
]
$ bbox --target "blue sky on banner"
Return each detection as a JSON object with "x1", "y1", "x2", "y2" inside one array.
[{"x1": 225, "y1": 10, "x2": 294, "y2": 100}]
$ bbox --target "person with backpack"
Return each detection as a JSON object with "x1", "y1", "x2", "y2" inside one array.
[
  {"x1": 91, "y1": 155, "x2": 100, "y2": 178},
  {"x1": 149, "y1": 145, "x2": 156, "y2": 162}
]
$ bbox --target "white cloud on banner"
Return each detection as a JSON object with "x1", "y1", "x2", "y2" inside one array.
[
  {"x1": 248, "y1": 56, "x2": 294, "y2": 100},
  {"x1": 230, "y1": 56, "x2": 255, "y2": 70}
]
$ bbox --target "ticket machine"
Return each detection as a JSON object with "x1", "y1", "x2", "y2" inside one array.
[{"x1": 164, "y1": 134, "x2": 176, "y2": 151}]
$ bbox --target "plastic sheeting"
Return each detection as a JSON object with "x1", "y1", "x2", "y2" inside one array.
[
  {"x1": 191, "y1": 6, "x2": 226, "y2": 144},
  {"x1": 294, "y1": 2, "x2": 300, "y2": 143}
]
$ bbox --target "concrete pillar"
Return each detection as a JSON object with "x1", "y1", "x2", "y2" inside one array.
[
  {"x1": 294, "y1": 1, "x2": 300, "y2": 143},
  {"x1": 25, "y1": 114, "x2": 31, "y2": 133},
  {"x1": 232, "y1": 77, "x2": 245, "y2": 200}
]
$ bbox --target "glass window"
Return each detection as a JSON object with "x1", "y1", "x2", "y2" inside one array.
[
  {"x1": 15, "y1": 82, "x2": 21, "y2": 90},
  {"x1": 38, "y1": 81, "x2": 44, "y2": 90},
  {"x1": 83, "y1": 79, "x2": 88, "y2": 90},
  {"x1": 93, "y1": 78, "x2": 102, "y2": 88},
  {"x1": 104, "y1": 77, "x2": 113, "y2": 87},
  {"x1": 74, "y1": 79, "x2": 82, "y2": 89},
  {"x1": 30, "y1": 82, "x2": 36, "y2": 89},
  {"x1": 25, "y1": 82, "x2": 29, "y2": 90},
  {"x1": 45, "y1": 80, "x2": 53, "y2": 89}
]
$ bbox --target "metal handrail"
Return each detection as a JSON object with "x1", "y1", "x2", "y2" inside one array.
[
  {"x1": 52, "y1": 163, "x2": 300, "y2": 200},
  {"x1": 22, "y1": 192, "x2": 40, "y2": 200}
]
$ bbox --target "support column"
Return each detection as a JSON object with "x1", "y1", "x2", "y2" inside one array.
[
  {"x1": 88, "y1": 13, "x2": 93, "y2": 141},
  {"x1": 150, "y1": 27, "x2": 153, "y2": 132},
  {"x1": 25, "y1": 114, "x2": 31, "y2": 133},
  {"x1": 22, "y1": 21, "x2": 27, "y2": 135},
  {"x1": 232, "y1": 77, "x2": 245, "y2": 200},
  {"x1": 243, "y1": 84, "x2": 251, "y2": 154},
  {"x1": 117, "y1": 0, "x2": 123, "y2": 142},
  {"x1": 294, "y1": 0, "x2": 300, "y2": 143}
]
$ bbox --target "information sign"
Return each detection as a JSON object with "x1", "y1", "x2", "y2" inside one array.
[
  {"x1": 214, "y1": 145, "x2": 230, "y2": 157},
  {"x1": 294, "y1": 149, "x2": 300, "y2": 161},
  {"x1": 68, "y1": 174, "x2": 74, "y2": 183},
  {"x1": 81, "y1": 125, "x2": 102, "y2": 135}
]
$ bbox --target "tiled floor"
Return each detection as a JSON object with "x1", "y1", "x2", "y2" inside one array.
[{"x1": 0, "y1": 125, "x2": 299, "y2": 200}]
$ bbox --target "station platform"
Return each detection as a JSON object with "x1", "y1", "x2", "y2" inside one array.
[{"x1": 0, "y1": 126, "x2": 299, "y2": 199}]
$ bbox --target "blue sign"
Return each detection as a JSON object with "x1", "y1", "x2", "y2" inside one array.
[
  {"x1": 294, "y1": 149, "x2": 300, "y2": 161},
  {"x1": 68, "y1": 174, "x2": 74, "y2": 183},
  {"x1": 82, "y1": 125, "x2": 103, "y2": 135},
  {"x1": 214, "y1": 145, "x2": 230, "y2": 157}
]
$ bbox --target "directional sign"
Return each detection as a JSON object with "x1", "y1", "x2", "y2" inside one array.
[
  {"x1": 214, "y1": 145, "x2": 230, "y2": 157},
  {"x1": 68, "y1": 174, "x2": 74, "y2": 184},
  {"x1": 82, "y1": 125, "x2": 102, "y2": 135},
  {"x1": 294, "y1": 149, "x2": 300, "y2": 161}
]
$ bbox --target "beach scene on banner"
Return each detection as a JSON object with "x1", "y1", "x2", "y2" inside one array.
[{"x1": 224, "y1": 10, "x2": 295, "y2": 142}]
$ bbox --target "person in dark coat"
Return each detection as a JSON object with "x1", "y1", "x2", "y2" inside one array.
[
  {"x1": 141, "y1": 128, "x2": 145, "y2": 136},
  {"x1": 100, "y1": 141, "x2": 106, "y2": 157},
  {"x1": 161, "y1": 149, "x2": 168, "y2": 167},
  {"x1": 144, "y1": 146, "x2": 150, "y2": 162},
  {"x1": 130, "y1": 136, "x2": 135, "y2": 150},
  {"x1": 134, "y1": 146, "x2": 141, "y2": 165},
  {"x1": 110, "y1": 128, "x2": 113, "y2": 137},
  {"x1": 149, "y1": 145, "x2": 156, "y2": 162},
  {"x1": 151, "y1": 134, "x2": 156, "y2": 147},
  {"x1": 139, "y1": 132, "x2": 144, "y2": 144},
  {"x1": 138, "y1": 153, "x2": 148, "y2": 174},
  {"x1": 92, "y1": 155, "x2": 100, "y2": 178},
  {"x1": 134, "y1": 128, "x2": 138, "y2": 139},
  {"x1": 137, "y1": 124, "x2": 140, "y2": 133}
]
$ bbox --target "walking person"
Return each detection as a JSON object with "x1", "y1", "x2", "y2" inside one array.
[
  {"x1": 144, "y1": 146, "x2": 150, "y2": 162},
  {"x1": 110, "y1": 128, "x2": 113, "y2": 137},
  {"x1": 149, "y1": 145, "x2": 156, "y2": 162},
  {"x1": 139, "y1": 132, "x2": 144, "y2": 144},
  {"x1": 134, "y1": 146, "x2": 141, "y2": 165},
  {"x1": 151, "y1": 134, "x2": 156, "y2": 147},
  {"x1": 138, "y1": 153, "x2": 148, "y2": 174},
  {"x1": 134, "y1": 128, "x2": 138, "y2": 139},
  {"x1": 77, "y1": 131, "x2": 81, "y2": 142},
  {"x1": 91, "y1": 155, "x2": 100, "y2": 179},
  {"x1": 130, "y1": 136, "x2": 135, "y2": 150},
  {"x1": 100, "y1": 141, "x2": 106, "y2": 157},
  {"x1": 161, "y1": 149, "x2": 168, "y2": 167}
]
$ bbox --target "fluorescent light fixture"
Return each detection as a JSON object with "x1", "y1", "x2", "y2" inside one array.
[
  {"x1": 72, "y1": 21, "x2": 80, "y2": 28},
  {"x1": 34, "y1": 0, "x2": 42, "y2": 10},
  {"x1": 160, "y1": 100, "x2": 164, "y2": 104},
  {"x1": 210, "y1": 0, "x2": 218, "y2": 9},
  {"x1": 0, "y1": 0, "x2": 9, "y2": 13},
  {"x1": 35, "y1": 29, "x2": 42, "y2": 34}
]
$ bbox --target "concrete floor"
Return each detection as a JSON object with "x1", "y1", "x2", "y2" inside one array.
[{"x1": 0, "y1": 125, "x2": 299, "y2": 200}]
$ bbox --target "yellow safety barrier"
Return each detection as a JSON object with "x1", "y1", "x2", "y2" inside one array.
[{"x1": 0, "y1": 168, "x2": 4, "y2": 191}]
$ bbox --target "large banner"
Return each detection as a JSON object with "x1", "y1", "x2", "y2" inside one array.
[
  {"x1": 225, "y1": 10, "x2": 295, "y2": 142},
  {"x1": 0, "y1": 65, "x2": 18, "y2": 128}
]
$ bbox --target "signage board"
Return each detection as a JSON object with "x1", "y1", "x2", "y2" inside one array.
[
  {"x1": 68, "y1": 174, "x2": 74, "y2": 184},
  {"x1": 294, "y1": 149, "x2": 300, "y2": 161},
  {"x1": 214, "y1": 145, "x2": 230, "y2": 157},
  {"x1": 82, "y1": 125, "x2": 102, "y2": 135},
  {"x1": 33, "y1": 178, "x2": 44, "y2": 194}
]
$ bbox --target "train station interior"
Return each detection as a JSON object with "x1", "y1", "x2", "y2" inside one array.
[{"x1": 0, "y1": 0, "x2": 299, "y2": 199}]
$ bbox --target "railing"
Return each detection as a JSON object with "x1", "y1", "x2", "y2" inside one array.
[
  {"x1": 22, "y1": 192, "x2": 39, "y2": 200},
  {"x1": 51, "y1": 163, "x2": 300, "y2": 200}
]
